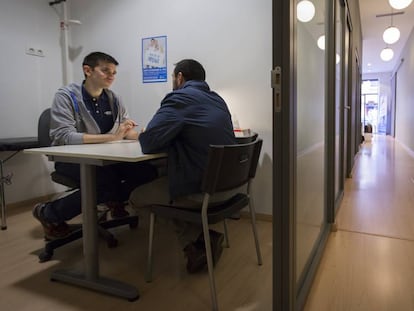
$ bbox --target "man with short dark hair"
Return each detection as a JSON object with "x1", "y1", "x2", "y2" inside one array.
[
  {"x1": 130, "y1": 59, "x2": 236, "y2": 273},
  {"x1": 33, "y1": 51, "x2": 157, "y2": 240}
]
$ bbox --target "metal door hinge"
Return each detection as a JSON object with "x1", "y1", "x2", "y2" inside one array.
[{"x1": 271, "y1": 67, "x2": 282, "y2": 112}]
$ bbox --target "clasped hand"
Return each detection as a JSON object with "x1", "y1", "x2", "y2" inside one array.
[{"x1": 114, "y1": 119, "x2": 138, "y2": 140}]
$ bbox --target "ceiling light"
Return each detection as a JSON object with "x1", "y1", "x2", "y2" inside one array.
[
  {"x1": 380, "y1": 47, "x2": 394, "y2": 61},
  {"x1": 297, "y1": 0, "x2": 315, "y2": 22},
  {"x1": 317, "y1": 35, "x2": 325, "y2": 50},
  {"x1": 383, "y1": 26, "x2": 400, "y2": 44},
  {"x1": 389, "y1": 0, "x2": 413, "y2": 10}
]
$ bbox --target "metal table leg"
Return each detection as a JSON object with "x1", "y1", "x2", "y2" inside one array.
[
  {"x1": 0, "y1": 151, "x2": 21, "y2": 230},
  {"x1": 50, "y1": 163, "x2": 139, "y2": 301},
  {"x1": 0, "y1": 160, "x2": 7, "y2": 230}
]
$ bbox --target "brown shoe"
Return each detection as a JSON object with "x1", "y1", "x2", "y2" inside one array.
[
  {"x1": 106, "y1": 201, "x2": 129, "y2": 218},
  {"x1": 32, "y1": 203, "x2": 72, "y2": 240},
  {"x1": 183, "y1": 242, "x2": 207, "y2": 273},
  {"x1": 196, "y1": 230, "x2": 224, "y2": 266}
]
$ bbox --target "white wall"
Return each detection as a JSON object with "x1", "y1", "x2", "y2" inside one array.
[
  {"x1": 362, "y1": 28, "x2": 414, "y2": 154},
  {"x1": 1, "y1": 0, "x2": 273, "y2": 214},
  {"x1": 0, "y1": 0, "x2": 67, "y2": 203},
  {"x1": 0, "y1": 0, "x2": 63, "y2": 137},
  {"x1": 394, "y1": 26, "x2": 414, "y2": 153}
]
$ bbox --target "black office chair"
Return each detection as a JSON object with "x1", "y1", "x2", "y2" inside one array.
[
  {"x1": 145, "y1": 139, "x2": 263, "y2": 311},
  {"x1": 37, "y1": 108, "x2": 139, "y2": 262},
  {"x1": 235, "y1": 131, "x2": 258, "y2": 144},
  {"x1": 231, "y1": 131, "x2": 259, "y2": 220}
]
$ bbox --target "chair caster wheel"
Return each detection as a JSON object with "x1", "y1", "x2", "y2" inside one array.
[
  {"x1": 39, "y1": 251, "x2": 53, "y2": 263},
  {"x1": 107, "y1": 238, "x2": 118, "y2": 248}
]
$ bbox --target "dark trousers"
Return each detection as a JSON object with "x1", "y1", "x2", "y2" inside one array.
[{"x1": 43, "y1": 161, "x2": 158, "y2": 223}]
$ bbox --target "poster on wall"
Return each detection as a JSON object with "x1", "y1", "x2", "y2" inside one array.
[{"x1": 142, "y1": 35, "x2": 167, "y2": 83}]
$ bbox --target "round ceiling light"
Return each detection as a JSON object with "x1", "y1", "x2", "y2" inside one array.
[
  {"x1": 383, "y1": 26, "x2": 401, "y2": 44},
  {"x1": 380, "y1": 47, "x2": 394, "y2": 61},
  {"x1": 317, "y1": 35, "x2": 325, "y2": 50},
  {"x1": 297, "y1": 0, "x2": 315, "y2": 23},
  {"x1": 389, "y1": 0, "x2": 413, "y2": 10}
]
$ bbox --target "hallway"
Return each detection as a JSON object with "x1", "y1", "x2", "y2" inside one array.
[{"x1": 304, "y1": 135, "x2": 414, "y2": 310}]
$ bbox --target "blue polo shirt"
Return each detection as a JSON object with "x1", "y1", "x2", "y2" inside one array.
[{"x1": 82, "y1": 86, "x2": 117, "y2": 133}]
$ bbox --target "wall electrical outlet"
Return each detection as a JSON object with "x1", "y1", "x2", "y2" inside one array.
[{"x1": 25, "y1": 47, "x2": 45, "y2": 57}]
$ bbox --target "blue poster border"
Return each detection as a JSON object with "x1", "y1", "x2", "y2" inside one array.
[{"x1": 142, "y1": 35, "x2": 167, "y2": 83}]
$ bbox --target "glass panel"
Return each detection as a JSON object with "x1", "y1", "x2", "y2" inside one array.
[
  {"x1": 296, "y1": 0, "x2": 326, "y2": 283},
  {"x1": 334, "y1": 0, "x2": 343, "y2": 199}
]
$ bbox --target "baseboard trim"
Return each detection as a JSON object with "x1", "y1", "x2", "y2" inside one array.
[{"x1": 6, "y1": 194, "x2": 57, "y2": 213}]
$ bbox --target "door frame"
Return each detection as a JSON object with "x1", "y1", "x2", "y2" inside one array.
[
  {"x1": 272, "y1": 0, "x2": 295, "y2": 309},
  {"x1": 272, "y1": 0, "x2": 332, "y2": 310}
]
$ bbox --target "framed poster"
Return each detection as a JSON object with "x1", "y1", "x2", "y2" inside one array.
[{"x1": 142, "y1": 35, "x2": 167, "y2": 83}]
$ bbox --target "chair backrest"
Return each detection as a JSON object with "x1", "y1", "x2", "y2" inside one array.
[
  {"x1": 37, "y1": 108, "x2": 80, "y2": 188},
  {"x1": 38, "y1": 108, "x2": 52, "y2": 147},
  {"x1": 201, "y1": 139, "x2": 263, "y2": 195}
]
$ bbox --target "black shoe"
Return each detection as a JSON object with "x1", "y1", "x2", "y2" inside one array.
[
  {"x1": 195, "y1": 230, "x2": 224, "y2": 266},
  {"x1": 183, "y1": 242, "x2": 207, "y2": 273},
  {"x1": 106, "y1": 201, "x2": 129, "y2": 218},
  {"x1": 32, "y1": 203, "x2": 72, "y2": 240}
]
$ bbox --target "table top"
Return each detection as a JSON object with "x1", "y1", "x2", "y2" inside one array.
[
  {"x1": 24, "y1": 140, "x2": 166, "y2": 163},
  {"x1": 0, "y1": 137, "x2": 39, "y2": 152}
]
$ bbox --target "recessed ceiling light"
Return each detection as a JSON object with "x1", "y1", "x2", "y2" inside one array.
[
  {"x1": 383, "y1": 26, "x2": 401, "y2": 44},
  {"x1": 297, "y1": 0, "x2": 315, "y2": 22},
  {"x1": 317, "y1": 35, "x2": 325, "y2": 50},
  {"x1": 389, "y1": 0, "x2": 413, "y2": 10},
  {"x1": 380, "y1": 47, "x2": 394, "y2": 61}
]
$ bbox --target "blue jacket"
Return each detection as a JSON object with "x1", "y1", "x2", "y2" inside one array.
[{"x1": 139, "y1": 80, "x2": 236, "y2": 199}]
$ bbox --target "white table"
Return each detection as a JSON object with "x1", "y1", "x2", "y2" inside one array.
[{"x1": 25, "y1": 140, "x2": 166, "y2": 301}]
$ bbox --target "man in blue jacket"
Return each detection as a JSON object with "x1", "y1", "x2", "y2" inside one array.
[{"x1": 131, "y1": 59, "x2": 236, "y2": 273}]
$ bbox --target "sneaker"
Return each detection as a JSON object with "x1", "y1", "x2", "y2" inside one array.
[
  {"x1": 32, "y1": 203, "x2": 72, "y2": 240},
  {"x1": 183, "y1": 242, "x2": 207, "y2": 273},
  {"x1": 106, "y1": 201, "x2": 130, "y2": 218}
]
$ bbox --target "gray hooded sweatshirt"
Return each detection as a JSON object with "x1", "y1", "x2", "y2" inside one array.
[{"x1": 50, "y1": 83, "x2": 129, "y2": 145}]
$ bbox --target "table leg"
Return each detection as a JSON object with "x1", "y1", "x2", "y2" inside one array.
[
  {"x1": 0, "y1": 160, "x2": 7, "y2": 230},
  {"x1": 50, "y1": 163, "x2": 139, "y2": 301}
]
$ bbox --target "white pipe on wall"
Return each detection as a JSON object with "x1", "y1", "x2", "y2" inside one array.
[
  {"x1": 61, "y1": 1, "x2": 70, "y2": 85},
  {"x1": 50, "y1": 0, "x2": 81, "y2": 85}
]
